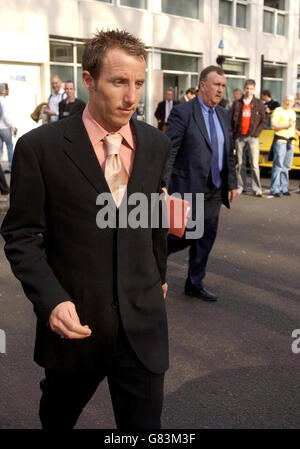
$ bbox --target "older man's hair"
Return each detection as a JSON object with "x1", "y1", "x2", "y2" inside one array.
[
  {"x1": 199, "y1": 66, "x2": 225, "y2": 83},
  {"x1": 82, "y1": 29, "x2": 147, "y2": 80}
]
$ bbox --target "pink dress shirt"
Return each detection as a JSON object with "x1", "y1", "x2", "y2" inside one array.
[{"x1": 82, "y1": 105, "x2": 135, "y2": 176}]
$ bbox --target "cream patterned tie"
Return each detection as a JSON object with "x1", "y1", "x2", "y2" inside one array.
[{"x1": 104, "y1": 133, "x2": 128, "y2": 208}]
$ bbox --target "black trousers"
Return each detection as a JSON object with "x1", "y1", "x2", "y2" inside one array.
[
  {"x1": 168, "y1": 187, "x2": 223, "y2": 289},
  {"x1": 39, "y1": 324, "x2": 165, "y2": 429},
  {"x1": 0, "y1": 167, "x2": 9, "y2": 195}
]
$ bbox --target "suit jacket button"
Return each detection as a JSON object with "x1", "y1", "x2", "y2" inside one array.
[{"x1": 111, "y1": 302, "x2": 119, "y2": 310}]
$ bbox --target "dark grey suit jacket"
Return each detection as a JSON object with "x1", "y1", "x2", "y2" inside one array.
[{"x1": 1, "y1": 112, "x2": 171, "y2": 374}]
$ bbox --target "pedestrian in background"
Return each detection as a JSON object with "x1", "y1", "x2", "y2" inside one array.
[
  {"x1": 178, "y1": 88, "x2": 196, "y2": 104},
  {"x1": 58, "y1": 80, "x2": 86, "y2": 120},
  {"x1": 45, "y1": 75, "x2": 67, "y2": 122},
  {"x1": 165, "y1": 65, "x2": 237, "y2": 302},
  {"x1": 0, "y1": 83, "x2": 17, "y2": 173},
  {"x1": 261, "y1": 90, "x2": 280, "y2": 129},
  {"x1": 231, "y1": 79, "x2": 266, "y2": 196},
  {"x1": 154, "y1": 88, "x2": 178, "y2": 131},
  {"x1": 270, "y1": 95, "x2": 300, "y2": 197}
]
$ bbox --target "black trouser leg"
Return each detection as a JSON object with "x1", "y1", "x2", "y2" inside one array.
[
  {"x1": 107, "y1": 323, "x2": 165, "y2": 429},
  {"x1": 39, "y1": 369, "x2": 104, "y2": 429}
]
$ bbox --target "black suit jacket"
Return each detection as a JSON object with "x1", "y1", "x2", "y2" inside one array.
[
  {"x1": 164, "y1": 97, "x2": 237, "y2": 215},
  {"x1": 1, "y1": 113, "x2": 171, "y2": 374},
  {"x1": 154, "y1": 100, "x2": 178, "y2": 130}
]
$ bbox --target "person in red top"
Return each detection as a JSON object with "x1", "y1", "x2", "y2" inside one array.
[{"x1": 230, "y1": 79, "x2": 266, "y2": 196}]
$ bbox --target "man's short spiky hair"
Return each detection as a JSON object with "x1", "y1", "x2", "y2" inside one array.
[{"x1": 82, "y1": 29, "x2": 147, "y2": 80}]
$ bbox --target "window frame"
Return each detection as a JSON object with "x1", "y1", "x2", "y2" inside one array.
[
  {"x1": 160, "y1": 0, "x2": 201, "y2": 21},
  {"x1": 263, "y1": 2, "x2": 288, "y2": 36},
  {"x1": 218, "y1": 0, "x2": 249, "y2": 30}
]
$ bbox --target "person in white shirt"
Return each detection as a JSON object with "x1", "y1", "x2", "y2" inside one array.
[
  {"x1": 154, "y1": 89, "x2": 178, "y2": 131},
  {"x1": 45, "y1": 75, "x2": 67, "y2": 123},
  {"x1": 0, "y1": 83, "x2": 17, "y2": 172}
]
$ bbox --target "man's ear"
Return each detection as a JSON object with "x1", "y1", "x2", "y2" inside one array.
[{"x1": 82, "y1": 71, "x2": 95, "y2": 92}]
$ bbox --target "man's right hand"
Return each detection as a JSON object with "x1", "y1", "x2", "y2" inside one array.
[{"x1": 49, "y1": 301, "x2": 92, "y2": 339}]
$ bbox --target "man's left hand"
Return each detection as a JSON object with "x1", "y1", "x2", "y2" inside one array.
[
  {"x1": 228, "y1": 189, "x2": 238, "y2": 203},
  {"x1": 162, "y1": 283, "x2": 168, "y2": 299}
]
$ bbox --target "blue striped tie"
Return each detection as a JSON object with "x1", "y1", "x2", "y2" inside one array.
[{"x1": 208, "y1": 108, "x2": 221, "y2": 188}]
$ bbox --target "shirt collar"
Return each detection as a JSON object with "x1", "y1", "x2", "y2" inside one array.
[
  {"x1": 197, "y1": 95, "x2": 215, "y2": 113},
  {"x1": 52, "y1": 87, "x2": 65, "y2": 97},
  {"x1": 82, "y1": 104, "x2": 135, "y2": 150}
]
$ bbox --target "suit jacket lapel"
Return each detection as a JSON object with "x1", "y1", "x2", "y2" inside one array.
[
  {"x1": 192, "y1": 98, "x2": 212, "y2": 151},
  {"x1": 63, "y1": 113, "x2": 110, "y2": 194},
  {"x1": 126, "y1": 120, "x2": 151, "y2": 198}
]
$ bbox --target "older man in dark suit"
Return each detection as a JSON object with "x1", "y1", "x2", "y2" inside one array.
[
  {"x1": 155, "y1": 88, "x2": 178, "y2": 131},
  {"x1": 165, "y1": 66, "x2": 238, "y2": 301},
  {"x1": 1, "y1": 30, "x2": 170, "y2": 429}
]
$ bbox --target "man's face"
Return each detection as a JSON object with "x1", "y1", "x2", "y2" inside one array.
[
  {"x1": 83, "y1": 48, "x2": 146, "y2": 132},
  {"x1": 51, "y1": 77, "x2": 62, "y2": 94},
  {"x1": 64, "y1": 83, "x2": 75, "y2": 100},
  {"x1": 244, "y1": 83, "x2": 255, "y2": 99},
  {"x1": 199, "y1": 71, "x2": 226, "y2": 107},
  {"x1": 283, "y1": 96, "x2": 294, "y2": 109},
  {"x1": 166, "y1": 90, "x2": 173, "y2": 102},
  {"x1": 187, "y1": 92, "x2": 195, "y2": 100},
  {"x1": 233, "y1": 90, "x2": 242, "y2": 101}
]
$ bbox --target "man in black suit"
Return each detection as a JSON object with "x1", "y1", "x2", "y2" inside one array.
[
  {"x1": 154, "y1": 88, "x2": 178, "y2": 131},
  {"x1": 58, "y1": 80, "x2": 86, "y2": 120},
  {"x1": 165, "y1": 66, "x2": 237, "y2": 301},
  {"x1": 1, "y1": 30, "x2": 170, "y2": 429}
]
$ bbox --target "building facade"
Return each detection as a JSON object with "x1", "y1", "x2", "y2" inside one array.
[{"x1": 0, "y1": 0, "x2": 300, "y2": 142}]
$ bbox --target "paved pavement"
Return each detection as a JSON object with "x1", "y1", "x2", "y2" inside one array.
[{"x1": 0, "y1": 175, "x2": 300, "y2": 429}]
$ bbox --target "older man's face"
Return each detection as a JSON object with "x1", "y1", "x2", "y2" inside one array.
[
  {"x1": 166, "y1": 90, "x2": 174, "y2": 102},
  {"x1": 199, "y1": 71, "x2": 226, "y2": 107},
  {"x1": 283, "y1": 96, "x2": 295, "y2": 109},
  {"x1": 51, "y1": 77, "x2": 62, "y2": 94}
]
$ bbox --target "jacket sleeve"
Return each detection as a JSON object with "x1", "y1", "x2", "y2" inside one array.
[
  {"x1": 0, "y1": 136, "x2": 73, "y2": 324},
  {"x1": 254, "y1": 100, "x2": 267, "y2": 136},
  {"x1": 152, "y1": 142, "x2": 171, "y2": 285},
  {"x1": 164, "y1": 106, "x2": 187, "y2": 188}
]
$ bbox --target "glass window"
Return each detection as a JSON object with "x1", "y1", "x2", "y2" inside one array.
[
  {"x1": 50, "y1": 42, "x2": 73, "y2": 63},
  {"x1": 262, "y1": 79, "x2": 282, "y2": 103},
  {"x1": 50, "y1": 65, "x2": 73, "y2": 83},
  {"x1": 77, "y1": 67, "x2": 89, "y2": 103},
  {"x1": 236, "y1": 3, "x2": 246, "y2": 28},
  {"x1": 161, "y1": 0, "x2": 199, "y2": 19},
  {"x1": 191, "y1": 74, "x2": 199, "y2": 90},
  {"x1": 263, "y1": 10, "x2": 274, "y2": 33},
  {"x1": 219, "y1": 0, "x2": 232, "y2": 26},
  {"x1": 277, "y1": 13, "x2": 285, "y2": 35},
  {"x1": 223, "y1": 60, "x2": 245, "y2": 76},
  {"x1": 96, "y1": 0, "x2": 112, "y2": 3},
  {"x1": 77, "y1": 45, "x2": 84, "y2": 65},
  {"x1": 263, "y1": 65, "x2": 283, "y2": 78},
  {"x1": 264, "y1": 0, "x2": 285, "y2": 10},
  {"x1": 120, "y1": 0, "x2": 147, "y2": 8},
  {"x1": 161, "y1": 53, "x2": 198, "y2": 72}
]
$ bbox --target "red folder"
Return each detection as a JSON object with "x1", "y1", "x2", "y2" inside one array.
[{"x1": 165, "y1": 193, "x2": 192, "y2": 238}]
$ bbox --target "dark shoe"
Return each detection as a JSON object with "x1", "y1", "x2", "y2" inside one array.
[
  {"x1": 283, "y1": 191, "x2": 291, "y2": 196},
  {"x1": 4, "y1": 170, "x2": 11, "y2": 174},
  {"x1": 273, "y1": 193, "x2": 281, "y2": 198},
  {"x1": 184, "y1": 286, "x2": 218, "y2": 301}
]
